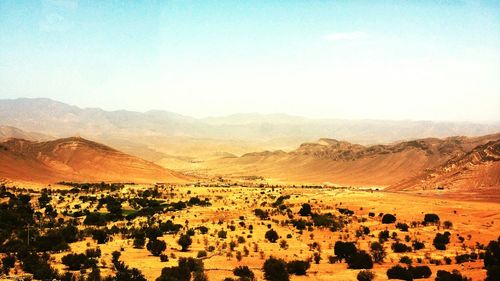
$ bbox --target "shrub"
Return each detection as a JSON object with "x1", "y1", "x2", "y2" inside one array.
[
  {"x1": 382, "y1": 214, "x2": 396, "y2": 224},
  {"x1": 412, "y1": 240, "x2": 425, "y2": 250},
  {"x1": 400, "y1": 256, "x2": 412, "y2": 265},
  {"x1": 286, "y1": 260, "x2": 310, "y2": 275},
  {"x1": 433, "y1": 232, "x2": 451, "y2": 250},
  {"x1": 435, "y1": 270, "x2": 471, "y2": 281},
  {"x1": 61, "y1": 253, "x2": 88, "y2": 270},
  {"x1": 334, "y1": 241, "x2": 357, "y2": 261},
  {"x1": 396, "y1": 223, "x2": 409, "y2": 232},
  {"x1": 147, "y1": 239, "x2": 166, "y2": 256},
  {"x1": 347, "y1": 250, "x2": 373, "y2": 269},
  {"x1": 370, "y1": 241, "x2": 386, "y2": 263},
  {"x1": 386, "y1": 265, "x2": 412, "y2": 280},
  {"x1": 298, "y1": 204, "x2": 312, "y2": 216},
  {"x1": 1, "y1": 255, "x2": 16, "y2": 275},
  {"x1": 265, "y1": 229, "x2": 279, "y2": 243},
  {"x1": 357, "y1": 270, "x2": 375, "y2": 281},
  {"x1": 484, "y1": 237, "x2": 500, "y2": 281},
  {"x1": 410, "y1": 265, "x2": 432, "y2": 279},
  {"x1": 263, "y1": 257, "x2": 289, "y2": 281},
  {"x1": 233, "y1": 265, "x2": 255, "y2": 280},
  {"x1": 197, "y1": 251, "x2": 207, "y2": 258},
  {"x1": 392, "y1": 242, "x2": 412, "y2": 253},
  {"x1": 91, "y1": 229, "x2": 108, "y2": 244},
  {"x1": 254, "y1": 209, "x2": 269, "y2": 220},
  {"x1": 178, "y1": 234, "x2": 193, "y2": 251},
  {"x1": 423, "y1": 213, "x2": 440, "y2": 225}
]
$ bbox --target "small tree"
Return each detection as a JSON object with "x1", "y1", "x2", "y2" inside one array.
[
  {"x1": 263, "y1": 257, "x2": 289, "y2": 281},
  {"x1": 147, "y1": 239, "x2": 166, "y2": 256},
  {"x1": 265, "y1": 229, "x2": 279, "y2": 243},
  {"x1": 382, "y1": 214, "x2": 396, "y2": 224},
  {"x1": 298, "y1": 204, "x2": 312, "y2": 216},
  {"x1": 286, "y1": 260, "x2": 310, "y2": 275},
  {"x1": 357, "y1": 270, "x2": 375, "y2": 281},
  {"x1": 178, "y1": 234, "x2": 193, "y2": 252},
  {"x1": 233, "y1": 266, "x2": 255, "y2": 281}
]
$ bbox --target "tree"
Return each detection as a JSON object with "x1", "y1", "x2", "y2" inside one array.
[
  {"x1": 386, "y1": 265, "x2": 412, "y2": 280},
  {"x1": 178, "y1": 234, "x2": 192, "y2": 252},
  {"x1": 382, "y1": 214, "x2": 396, "y2": 224},
  {"x1": 147, "y1": 239, "x2": 167, "y2": 256},
  {"x1": 233, "y1": 266, "x2": 255, "y2": 280},
  {"x1": 61, "y1": 253, "x2": 88, "y2": 270},
  {"x1": 265, "y1": 229, "x2": 279, "y2": 243},
  {"x1": 433, "y1": 232, "x2": 451, "y2": 250},
  {"x1": 484, "y1": 237, "x2": 500, "y2": 281},
  {"x1": 357, "y1": 270, "x2": 375, "y2": 281},
  {"x1": 298, "y1": 204, "x2": 312, "y2": 216},
  {"x1": 286, "y1": 260, "x2": 310, "y2": 275},
  {"x1": 410, "y1": 266, "x2": 432, "y2": 279},
  {"x1": 423, "y1": 213, "x2": 440, "y2": 225},
  {"x1": 435, "y1": 270, "x2": 471, "y2": 281},
  {"x1": 347, "y1": 250, "x2": 373, "y2": 269},
  {"x1": 370, "y1": 242, "x2": 386, "y2": 263},
  {"x1": 334, "y1": 241, "x2": 357, "y2": 261},
  {"x1": 1, "y1": 255, "x2": 15, "y2": 275},
  {"x1": 263, "y1": 257, "x2": 289, "y2": 281}
]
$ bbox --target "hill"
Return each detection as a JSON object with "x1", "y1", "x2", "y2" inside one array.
[
  {"x1": 387, "y1": 139, "x2": 500, "y2": 192},
  {"x1": 0, "y1": 137, "x2": 191, "y2": 184},
  {"x1": 203, "y1": 133, "x2": 500, "y2": 188}
]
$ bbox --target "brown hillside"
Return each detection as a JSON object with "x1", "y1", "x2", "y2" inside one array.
[
  {"x1": 203, "y1": 133, "x2": 500, "y2": 187},
  {"x1": 387, "y1": 139, "x2": 500, "y2": 192},
  {"x1": 0, "y1": 137, "x2": 192, "y2": 184}
]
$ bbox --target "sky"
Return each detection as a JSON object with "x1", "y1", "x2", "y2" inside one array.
[{"x1": 0, "y1": 0, "x2": 499, "y2": 122}]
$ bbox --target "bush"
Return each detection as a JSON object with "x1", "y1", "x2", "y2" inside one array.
[
  {"x1": 433, "y1": 232, "x2": 451, "y2": 250},
  {"x1": 347, "y1": 250, "x2": 373, "y2": 269},
  {"x1": 265, "y1": 229, "x2": 279, "y2": 243},
  {"x1": 178, "y1": 234, "x2": 193, "y2": 251},
  {"x1": 392, "y1": 242, "x2": 412, "y2": 253},
  {"x1": 423, "y1": 213, "x2": 440, "y2": 225},
  {"x1": 1, "y1": 255, "x2": 16, "y2": 275},
  {"x1": 61, "y1": 253, "x2": 88, "y2": 270},
  {"x1": 263, "y1": 257, "x2": 289, "y2": 281},
  {"x1": 357, "y1": 270, "x2": 375, "y2": 281},
  {"x1": 91, "y1": 229, "x2": 108, "y2": 244},
  {"x1": 334, "y1": 241, "x2": 357, "y2": 261},
  {"x1": 370, "y1": 242, "x2": 386, "y2": 263},
  {"x1": 298, "y1": 204, "x2": 312, "y2": 216},
  {"x1": 197, "y1": 251, "x2": 207, "y2": 258},
  {"x1": 396, "y1": 223, "x2": 409, "y2": 232},
  {"x1": 254, "y1": 209, "x2": 269, "y2": 220},
  {"x1": 147, "y1": 239, "x2": 166, "y2": 256},
  {"x1": 382, "y1": 214, "x2": 396, "y2": 224},
  {"x1": 412, "y1": 240, "x2": 425, "y2": 250},
  {"x1": 410, "y1": 266, "x2": 432, "y2": 279},
  {"x1": 286, "y1": 260, "x2": 310, "y2": 275},
  {"x1": 386, "y1": 265, "x2": 412, "y2": 280},
  {"x1": 484, "y1": 237, "x2": 500, "y2": 281},
  {"x1": 435, "y1": 270, "x2": 471, "y2": 281},
  {"x1": 233, "y1": 266, "x2": 255, "y2": 280}
]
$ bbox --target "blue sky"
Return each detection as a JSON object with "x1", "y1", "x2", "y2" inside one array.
[{"x1": 1, "y1": 0, "x2": 499, "y2": 121}]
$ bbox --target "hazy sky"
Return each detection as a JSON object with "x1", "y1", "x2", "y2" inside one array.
[{"x1": 1, "y1": 0, "x2": 499, "y2": 121}]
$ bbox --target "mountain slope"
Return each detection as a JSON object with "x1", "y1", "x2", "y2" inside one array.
[
  {"x1": 0, "y1": 125, "x2": 52, "y2": 141},
  {"x1": 203, "y1": 133, "x2": 500, "y2": 187},
  {"x1": 0, "y1": 137, "x2": 192, "y2": 184},
  {"x1": 387, "y1": 140, "x2": 500, "y2": 192}
]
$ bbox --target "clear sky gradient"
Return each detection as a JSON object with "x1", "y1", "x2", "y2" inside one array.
[{"x1": 1, "y1": 0, "x2": 499, "y2": 121}]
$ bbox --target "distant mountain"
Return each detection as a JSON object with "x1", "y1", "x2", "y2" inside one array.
[
  {"x1": 203, "y1": 133, "x2": 500, "y2": 188},
  {"x1": 0, "y1": 125, "x2": 52, "y2": 141},
  {"x1": 0, "y1": 137, "x2": 191, "y2": 184},
  {"x1": 1, "y1": 98, "x2": 499, "y2": 164}
]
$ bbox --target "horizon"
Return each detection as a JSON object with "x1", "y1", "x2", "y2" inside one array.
[
  {"x1": 3, "y1": 96, "x2": 500, "y2": 124},
  {"x1": 1, "y1": 1, "x2": 499, "y2": 122}
]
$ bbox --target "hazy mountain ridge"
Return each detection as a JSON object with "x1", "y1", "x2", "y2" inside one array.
[{"x1": 2, "y1": 98, "x2": 499, "y2": 146}]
